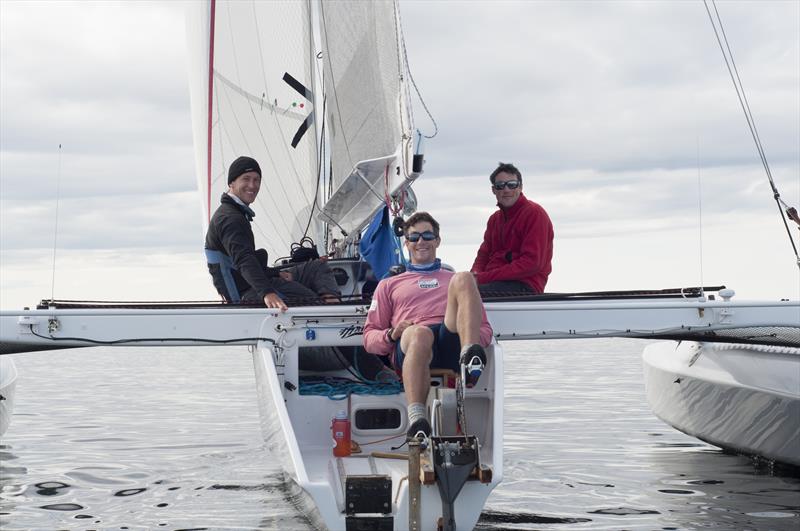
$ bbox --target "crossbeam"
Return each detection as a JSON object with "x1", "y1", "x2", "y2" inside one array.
[{"x1": 2, "y1": 298, "x2": 798, "y2": 355}]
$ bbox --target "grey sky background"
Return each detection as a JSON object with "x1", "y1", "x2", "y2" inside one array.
[{"x1": 1, "y1": 0, "x2": 798, "y2": 309}]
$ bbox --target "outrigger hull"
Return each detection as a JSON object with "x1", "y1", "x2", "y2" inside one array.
[{"x1": 643, "y1": 341, "x2": 800, "y2": 466}]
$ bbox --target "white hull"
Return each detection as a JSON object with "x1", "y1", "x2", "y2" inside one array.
[
  {"x1": 0, "y1": 356, "x2": 18, "y2": 436},
  {"x1": 643, "y1": 341, "x2": 800, "y2": 465},
  {"x1": 252, "y1": 329, "x2": 502, "y2": 531}
]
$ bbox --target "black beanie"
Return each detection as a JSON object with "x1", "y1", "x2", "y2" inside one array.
[{"x1": 228, "y1": 156, "x2": 261, "y2": 184}]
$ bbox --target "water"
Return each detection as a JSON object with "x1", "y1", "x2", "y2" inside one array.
[{"x1": 1, "y1": 339, "x2": 798, "y2": 530}]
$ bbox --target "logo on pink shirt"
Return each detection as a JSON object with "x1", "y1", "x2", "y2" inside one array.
[{"x1": 417, "y1": 278, "x2": 440, "y2": 289}]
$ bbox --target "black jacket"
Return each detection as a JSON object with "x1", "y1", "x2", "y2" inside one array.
[{"x1": 205, "y1": 193, "x2": 279, "y2": 301}]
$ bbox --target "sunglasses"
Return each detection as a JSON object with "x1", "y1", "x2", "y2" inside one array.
[
  {"x1": 406, "y1": 230, "x2": 437, "y2": 242},
  {"x1": 493, "y1": 180, "x2": 520, "y2": 190}
]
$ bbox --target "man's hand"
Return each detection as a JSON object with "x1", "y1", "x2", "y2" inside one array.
[
  {"x1": 279, "y1": 270, "x2": 293, "y2": 282},
  {"x1": 391, "y1": 320, "x2": 414, "y2": 341},
  {"x1": 263, "y1": 292, "x2": 288, "y2": 312},
  {"x1": 321, "y1": 293, "x2": 340, "y2": 304}
]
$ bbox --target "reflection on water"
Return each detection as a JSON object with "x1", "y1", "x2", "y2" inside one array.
[{"x1": 1, "y1": 341, "x2": 798, "y2": 530}]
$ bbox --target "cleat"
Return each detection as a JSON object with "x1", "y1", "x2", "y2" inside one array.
[
  {"x1": 460, "y1": 344, "x2": 486, "y2": 388},
  {"x1": 407, "y1": 417, "x2": 431, "y2": 440}
]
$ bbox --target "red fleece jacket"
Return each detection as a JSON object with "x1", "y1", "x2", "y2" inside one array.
[{"x1": 471, "y1": 193, "x2": 554, "y2": 293}]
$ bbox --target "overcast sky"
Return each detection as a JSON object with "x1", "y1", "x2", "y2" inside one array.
[{"x1": 1, "y1": 0, "x2": 798, "y2": 310}]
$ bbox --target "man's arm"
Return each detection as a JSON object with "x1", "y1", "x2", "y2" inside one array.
[
  {"x1": 217, "y1": 216, "x2": 277, "y2": 299},
  {"x1": 363, "y1": 282, "x2": 396, "y2": 356},
  {"x1": 475, "y1": 208, "x2": 553, "y2": 284},
  {"x1": 471, "y1": 219, "x2": 493, "y2": 273}
]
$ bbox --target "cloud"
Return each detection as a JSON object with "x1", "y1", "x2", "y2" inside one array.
[
  {"x1": 0, "y1": 0, "x2": 797, "y2": 308},
  {"x1": 400, "y1": 1, "x2": 799, "y2": 176},
  {"x1": 0, "y1": 1, "x2": 194, "y2": 196}
]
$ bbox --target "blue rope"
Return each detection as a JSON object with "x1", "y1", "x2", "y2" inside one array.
[{"x1": 299, "y1": 375, "x2": 404, "y2": 400}]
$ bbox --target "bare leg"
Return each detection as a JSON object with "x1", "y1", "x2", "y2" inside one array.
[
  {"x1": 399, "y1": 325, "x2": 434, "y2": 405},
  {"x1": 443, "y1": 272, "x2": 482, "y2": 346}
]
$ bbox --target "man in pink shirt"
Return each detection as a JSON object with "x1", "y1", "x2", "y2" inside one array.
[{"x1": 363, "y1": 212, "x2": 493, "y2": 439}]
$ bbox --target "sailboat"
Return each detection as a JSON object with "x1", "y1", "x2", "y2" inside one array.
[{"x1": 0, "y1": 0, "x2": 798, "y2": 529}]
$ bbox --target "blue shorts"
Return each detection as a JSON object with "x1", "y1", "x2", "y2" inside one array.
[{"x1": 392, "y1": 323, "x2": 461, "y2": 373}]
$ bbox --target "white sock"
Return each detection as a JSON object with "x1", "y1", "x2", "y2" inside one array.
[{"x1": 407, "y1": 402, "x2": 426, "y2": 425}]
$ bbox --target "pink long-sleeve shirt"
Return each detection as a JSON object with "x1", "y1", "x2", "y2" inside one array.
[{"x1": 363, "y1": 269, "x2": 494, "y2": 356}]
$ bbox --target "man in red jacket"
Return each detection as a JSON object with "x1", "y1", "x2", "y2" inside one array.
[{"x1": 471, "y1": 162, "x2": 554, "y2": 296}]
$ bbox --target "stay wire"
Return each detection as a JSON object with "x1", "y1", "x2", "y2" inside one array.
[
  {"x1": 50, "y1": 144, "x2": 62, "y2": 303},
  {"x1": 703, "y1": 0, "x2": 799, "y2": 265},
  {"x1": 696, "y1": 138, "x2": 705, "y2": 297},
  {"x1": 395, "y1": 0, "x2": 437, "y2": 139},
  {"x1": 28, "y1": 325, "x2": 276, "y2": 347}
]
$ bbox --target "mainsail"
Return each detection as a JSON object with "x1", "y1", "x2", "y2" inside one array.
[
  {"x1": 187, "y1": 0, "x2": 321, "y2": 262},
  {"x1": 187, "y1": 0, "x2": 419, "y2": 262}
]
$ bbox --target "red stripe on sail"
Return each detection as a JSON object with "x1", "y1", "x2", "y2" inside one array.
[{"x1": 206, "y1": 0, "x2": 217, "y2": 222}]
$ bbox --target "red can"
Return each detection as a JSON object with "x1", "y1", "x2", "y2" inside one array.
[{"x1": 331, "y1": 410, "x2": 351, "y2": 457}]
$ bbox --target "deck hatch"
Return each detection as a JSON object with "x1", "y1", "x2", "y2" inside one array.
[{"x1": 355, "y1": 408, "x2": 402, "y2": 430}]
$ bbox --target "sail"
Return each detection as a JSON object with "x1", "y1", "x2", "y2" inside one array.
[
  {"x1": 186, "y1": 0, "x2": 321, "y2": 262},
  {"x1": 318, "y1": 0, "x2": 416, "y2": 241}
]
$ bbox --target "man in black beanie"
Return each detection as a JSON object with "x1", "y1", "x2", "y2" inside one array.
[{"x1": 204, "y1": 155, "x2": 339, "y2": 310}]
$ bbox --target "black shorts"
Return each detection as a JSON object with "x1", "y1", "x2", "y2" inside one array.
[{"x1": 392, "y1": 323, "x2": 461, "y2": 373}]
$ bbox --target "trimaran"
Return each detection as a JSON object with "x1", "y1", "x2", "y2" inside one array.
[{"x1": 1, "y1": 1, "x2": 798, "y2": 530}]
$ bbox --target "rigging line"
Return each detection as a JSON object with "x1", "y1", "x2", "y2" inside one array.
[
  {"x1": 213, "y1": 78, "x2": 227, "y2": 190},
  {"x1": 250, "y1": 1, "x2": 316, "y2": 209},
  {"x1": 703, "y1": 0, "x2": 799, "y2": 263},
  {"x1": 395, "y1": 0, "x2": 438, "y2": 139},
  {"x1": 50, "y1": 143, "x2": 63, "y2": 303},
  {"x1": 303, "y1": 97, "x2": 327, "y2": 240},
  {"x1": 696, "y1": 137, "x2": 705, "y2": 297},
  {"x1": 214, "y1": 70, "x2": 306, "y2": 120},
  {"x1": 27, "y1": 325, "x2": 277, "y2": 347},
  {"x1": 711, "y1": 0, "x2": 800, "y2": 235},
  {"x1": 711, "y1": 0, "x2": 775, "y2": 189},
  {"x1": 392, "y1": 0, "x2": 415, "y2": 182}
]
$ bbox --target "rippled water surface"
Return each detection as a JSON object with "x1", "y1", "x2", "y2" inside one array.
[{"x1": 1, "y1": 339, "x2": 798, "y2": 530}]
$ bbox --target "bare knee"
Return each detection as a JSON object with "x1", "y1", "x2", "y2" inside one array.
[
  {"x1": 449, "y1": 271, "x2": 478, "y2": 294},
  {"x1": 402, "y1": 325, "x2": 434, "y2": 362}
]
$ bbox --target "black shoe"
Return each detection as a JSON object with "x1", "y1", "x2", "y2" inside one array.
[
  {"x1": 460, "y1": 344, "x2": 487, "y2": 388},
  {"x1": 407, "y1": 417, "x2": 431, "y2": 440}
]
